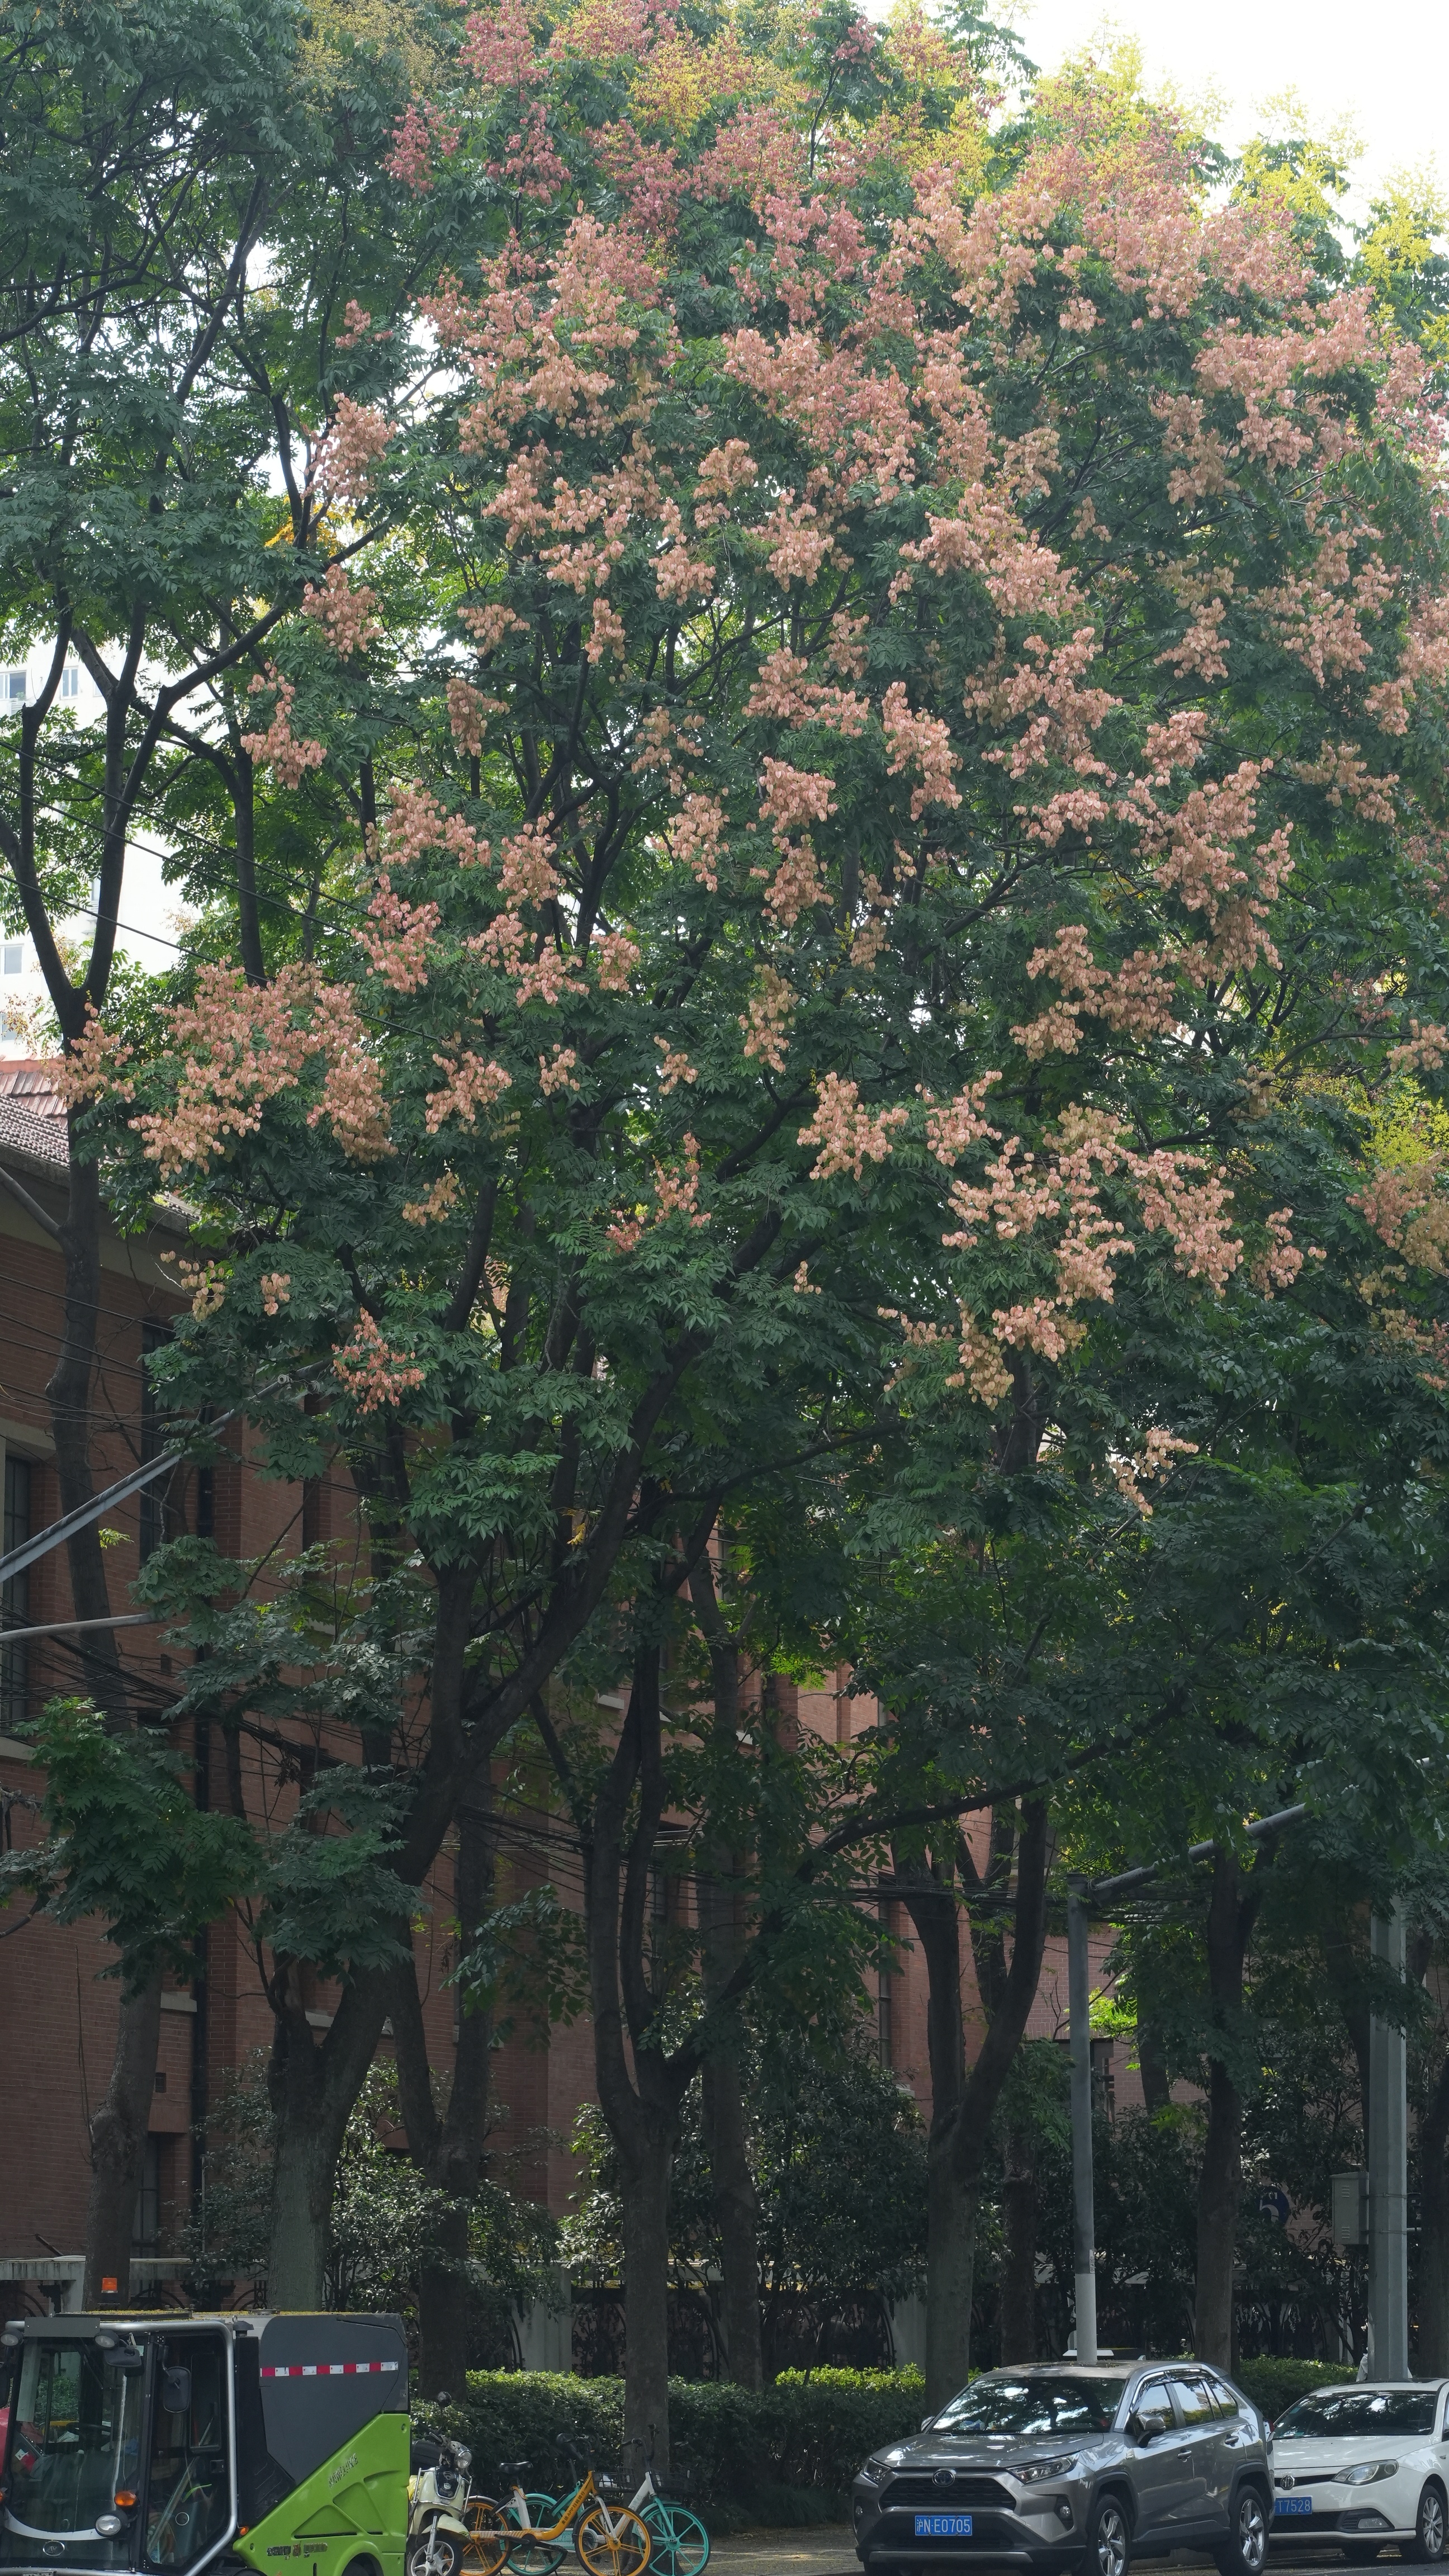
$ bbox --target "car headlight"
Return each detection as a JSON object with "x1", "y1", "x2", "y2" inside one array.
[
  {"x1": 1342, "y1": 2464, "x2": 1398, "y2": 2486},
  {"x1": 1021, "y1": 2456, "x2": 1081, "y2": 2483},
  {"x1": 95, "y1": 2515, "x2": 124, "y2": 2538}
]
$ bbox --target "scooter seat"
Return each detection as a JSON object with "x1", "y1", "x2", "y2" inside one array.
[{"x1": 499, "y1": 2461, "x2": 531, "y2": 2483}]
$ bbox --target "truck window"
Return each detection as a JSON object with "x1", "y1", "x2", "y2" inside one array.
[
  {"x1": 1, "y1": 2338, "x2": 143, "y2": 2568},
  {"x1": 144, "y1": 2337, "x2": 230, "y2": 2572}
]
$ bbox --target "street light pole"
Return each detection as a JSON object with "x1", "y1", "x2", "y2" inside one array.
[
  {"x1": 1368, "y1": 1904, "x2": 1409, "y2": 2378},
  {"x1": 1068, "y1": 1876, "x2": 1097, "y2": 2366},
  {"x1": 1067, "y1": 1807, "x2": 1310, "y2": 2369}
]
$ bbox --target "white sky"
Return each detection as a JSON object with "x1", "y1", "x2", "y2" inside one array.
[{"x1": 1013, "y1": 0, "x2": 1448, "y2": 216}]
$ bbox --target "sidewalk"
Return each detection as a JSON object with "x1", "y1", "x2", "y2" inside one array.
[
  {"x1": 703, "y1": 2539, "x2": 1360, "y2": 2575},
  {"x1": 707, "y1": 2531, "x2": 856, "y2": 2574}
]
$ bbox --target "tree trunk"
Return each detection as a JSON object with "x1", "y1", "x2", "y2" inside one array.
[
  {"x1": 1419, "y1": 2048, "x2": 1449, "y2": 2373},
  {"x1": 390, "y1": 1797, "x2": 496, "y2": 2396},
  {"x1": 577, "y1": 1640, "x2": 692, "y2": 2478},
  {"x1": 701, "y1": 2046, "x2": 763, "y2": 2389},
  {"x1": 1000, "y1": 2120, "x2": 1038, "y2": 2362},
  {"x1": 690, "y1": 1555, "x2": 764, "y2": 2390},
  {"x1": 924, "y1": 2128, "x2": 979, "y2": 2400},
  {"x1": 83, "y1": 1973, "x2": 163, "y2": 2303},
  {"x1": 1193, "y1": 1845, "x2": 1266, "y2": 2368},
  {"x1": 621, "y1": 2122, "x2": 675, "y2": 2470},
  {"x1": 51, "y1": 1137, "x2": 151, "y2": 2297},
  {"x1": 266, "y1": 1972, "x2": 392, "y2": 2307},
  {"x1": 416, "y1": 2200, "x2": 471, "y2": 2396},
  {"x1": 898, "y1": 1800, "x2": 1052, "y2": 2413},
  {"x1": 1195, "y1": 2053, "x2": 1241, "y2": 2367}
]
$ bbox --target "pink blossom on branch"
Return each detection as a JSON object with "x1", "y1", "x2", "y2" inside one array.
[
  {"x1": 332, "y1": 1310, "x2": 427, "y2": 1413},
  {"x1": 300, "y1": 560, "x2": 382, "y2": 660},
  {"x1": 358, "y1": 874, "x2": 441, "y2": 995},
  {"x1": 798, "y1": 1075, "x2": 908, "y2": 1181},
  {"x1": 385, "y1": 101, "x2": 461, "y2": 193},
  {"x1": 130, "y1": 961, "x2": 389, "y2": 1178},
  {"x1": 50, "y1": 1005, "x2": 137, "y2": 1107},
  {"x1": 240, "y1": 668, "x2": 325, "y2": 788},
  {"x1": 314, "y1": 396, "x2": 394, "y2": 507}
]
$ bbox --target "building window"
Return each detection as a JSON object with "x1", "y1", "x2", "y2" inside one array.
[
  {"x1": 60, "y1": 661, "x2": 80, "y2": 699},
  {"x1": 139, "y1": 1320, "x2": 177, "y2": 1562},
  {"x1": 132, "y1": 2135, "x2": 162, "y2": 2252},
  {"x1": 2, "y1": 1455, "x2": 32, "y2": 1729},
  {"x1": 5, "y1": 670, "x2": 25, "y2": 705},
  {"x1": 878, "y1": 1890, "x2": 898, "y2": 2068},
  {"x1": 2, "y1": 943, "x2": 21, "y2": 976}
]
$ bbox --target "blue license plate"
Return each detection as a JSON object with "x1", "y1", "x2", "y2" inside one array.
[
  {"x1": 915, "y1": 2514, "x2": 974, "y2": 2537},
  {"x1": 1275, "y1": 2498, "x2": 1313, "y2": 2517}
]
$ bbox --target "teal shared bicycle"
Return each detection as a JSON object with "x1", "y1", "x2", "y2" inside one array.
[
  {"x1": 490, "y1": 2433, "x2": 708, "y2": 2576},
  {"x1": 622, "y1": 2432, "x2": 709, "y2": 2576}
]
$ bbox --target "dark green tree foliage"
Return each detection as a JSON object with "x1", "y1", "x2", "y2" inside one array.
[
  {"x1": 0, "y1": 0, "x2": 461, "y2": 2297},
  {"x1": 565, "y1": 2030, "x2": 926, "y2": 2375},
  {"x1": 188, "y1": 2053, "x2": 559, "y2": 2351},
  {"x1": 0, "y1": 1695, "x2": 255, "y2": 1985}
]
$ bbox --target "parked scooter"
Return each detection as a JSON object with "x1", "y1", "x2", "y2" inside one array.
[{"x1": 408, "y1": 2412, "x2": 475, "y2": 2576}]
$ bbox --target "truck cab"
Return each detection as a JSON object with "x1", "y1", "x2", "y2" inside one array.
[{"x1": 0, "y1": 2314, "x2": 408, "y2": 2576}]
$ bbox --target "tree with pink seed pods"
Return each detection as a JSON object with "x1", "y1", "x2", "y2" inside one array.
[{"x1": 61, "y1": 14, "x2": 1449, "y2": 2440}]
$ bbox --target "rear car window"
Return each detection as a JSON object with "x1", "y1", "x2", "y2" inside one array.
[
  {"x1": 1276, "y1": 2392, "x2": 1437, "y2": 2439},
  {"x1": 933, "y1": 2376, "x2": 1130, "y2": 2437}
]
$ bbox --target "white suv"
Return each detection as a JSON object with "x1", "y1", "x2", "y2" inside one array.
[{"x1": 1270, "y1": 2381, "x2": 1449, "y2": 2562}]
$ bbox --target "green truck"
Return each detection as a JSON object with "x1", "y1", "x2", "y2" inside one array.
[{"x1": 0, "y1": 2312, "x2": 410, "y2": 2576}]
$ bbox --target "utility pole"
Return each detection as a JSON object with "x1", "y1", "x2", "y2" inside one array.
[
  {"x1": 1067, "y1": 1806, "x2": 1309, "y2": 2367},
  {"x1": 1368, "y1": 1904, "x2": 1409, "y2": 2378},
  {"x1": 1068, "y1": 1876, "x2": 1097, "y2": 2366}
]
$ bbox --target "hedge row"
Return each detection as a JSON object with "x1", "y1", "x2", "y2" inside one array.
[
  {"x1": 436, "y1": 2369, "x2": 927, "y2": 2514},
  {"x1": 430, "y1": 2357, "x2": 1355, "y2": 2520},
  {"x1": 1234, "y1": 2357, "x2": 1356, "y2": 2418}
]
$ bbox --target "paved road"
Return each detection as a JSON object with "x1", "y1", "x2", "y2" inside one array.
[{"x1": 706, "y1": 2539, "x2": 1407, "y2": 2576}]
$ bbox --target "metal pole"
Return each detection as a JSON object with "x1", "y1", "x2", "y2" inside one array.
[
  {"x1": 1368, "y1": 1904, "x2": 1409, "y2": 2378},
  {"x1": 1068, "y1": 1876, "x2": 1097, "y2": 2365}
]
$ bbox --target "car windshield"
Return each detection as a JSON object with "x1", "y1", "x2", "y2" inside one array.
[
  {"x1": 1275, "y1": 2392, "x2": 1437, "y2": 2439},
  {"x1": 1, "y1": 2338, "x2": 144, "y2": 2567},
  {"x1": 932, "y1": 2376, "x2": 1130, "y2": 2438}
]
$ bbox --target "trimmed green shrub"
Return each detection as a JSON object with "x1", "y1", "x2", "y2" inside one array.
[
  {"x1": 1235, "y1": 2358, "x2": 1356, "y2": 2419},
  {"x1": 436, "y1": 2367, "x2": 927, "y2": 2517}
]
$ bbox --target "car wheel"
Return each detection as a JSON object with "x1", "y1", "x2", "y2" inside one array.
[
  {"x1": 1086, "y1": 2492, "x2": 1131, "y2": 2576},
  {"x1": 1214, "y1": 2485, "x2": 1268, "y2": 2576},
  {"x1": 1409, "y1": 2484, "x2": 1448, "y2": 2563}
]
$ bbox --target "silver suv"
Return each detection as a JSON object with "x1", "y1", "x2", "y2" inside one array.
[{"x1": 852, "y1": 2362, "x2": 1272, "y2": 2576}]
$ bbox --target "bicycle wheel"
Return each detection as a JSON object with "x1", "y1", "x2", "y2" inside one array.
[
  {"x1": 642, "y1": 2502, "x2": 708, "y2": 2576},
  {"x1": 510, "y1": 2502, "x2": 567, "y2": 2576},
  {"x1": 460, "y1": 2503, "x2": 509, "y2": 2576},
  {"x1": 574, "y1": 2502, "x2": 651, "y2": 2575}
]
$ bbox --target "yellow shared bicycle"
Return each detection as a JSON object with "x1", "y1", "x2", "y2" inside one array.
[{"x1": 465, "y1": 2442, "x2": 651, "y2": 2576}]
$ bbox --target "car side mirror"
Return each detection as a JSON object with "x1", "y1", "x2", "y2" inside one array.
[{"x1": 1131, "y1": 2408, "x2": 1168, "y2": 2445}]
